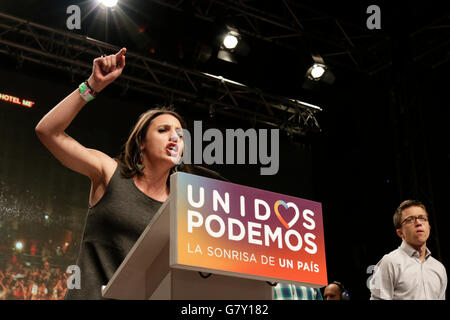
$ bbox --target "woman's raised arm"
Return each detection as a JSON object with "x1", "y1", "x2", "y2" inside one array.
[{"x1": 35, "y1": 48, "x2": 126, "y2": 182}]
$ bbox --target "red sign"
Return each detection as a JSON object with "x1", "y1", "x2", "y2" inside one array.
[{"x1": 0, "y1": 92, "x2": 35, "y2": 108}]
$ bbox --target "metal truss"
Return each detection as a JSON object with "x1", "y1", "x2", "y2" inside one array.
[
  {"x1": 410, "y1": 13, "x2": 450, "y2": 70},
  {"x1": 148, "y1": 0, "x2": 391, "y2": 75},
  {"x1": 0, "y1": 11, "x2": 322, "y2": 136},
  {"x1": 149, "y1": 0, "x2": 450, "y2": 75}
]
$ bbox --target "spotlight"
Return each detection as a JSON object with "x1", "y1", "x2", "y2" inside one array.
[
  {"x1": 304, "y1": 54, "x2": 335, "y2": 86},
  {"x1": 15, "y1": 241, "x2": 23, "y2": 251},
  {"x1": 223, "y1": 32, "x2": 239, "y2": 49},
  {"x1": 217, "y1": 27, "x2": 246, "y2": 64},
  {"x1": 98, "y1": 0, "x2": 118, "y2": 8},
  {"x1": 307, "y1": 63, "x2": 326, "y2": 81}
]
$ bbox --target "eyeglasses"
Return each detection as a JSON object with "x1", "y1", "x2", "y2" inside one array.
[{"x1": 400, "y1": 215, "x2": 428, "y2": 226}]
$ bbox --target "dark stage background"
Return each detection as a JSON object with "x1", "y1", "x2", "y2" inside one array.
[{"x1": 0, "y1": 0, "x2": 448, "y2": 301}]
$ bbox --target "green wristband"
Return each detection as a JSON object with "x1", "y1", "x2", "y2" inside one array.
[{"x1": 79, "y1": 82, "x2": 95, "y2": 102}]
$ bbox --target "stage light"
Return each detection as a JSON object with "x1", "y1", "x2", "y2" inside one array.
[
  {"x1": 308, "y1": 64, "x2": 326, "y2": 80},
  {"x1": 98, "y1": 0, "x2": 118, "y2": 8},
  {"x1": 218, "y1": 27, "x2": 246, "y2": 63},
  {"x1": 303, "y1": 54, "x2": 335, "y2": 87},
  {"x1": 222, "y1": 30, "x2": 240, "y2": 50},
  {"x1": 223, "y1": 33, "x2": 239, "y2": 49},
  {"x1": 15, "y1": 241, "x2": 23, "y2": 250},
  {"x1": 44, "y1": 214, "x2": 49, "y2": 220}
]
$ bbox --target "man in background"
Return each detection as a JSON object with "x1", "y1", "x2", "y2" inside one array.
[{"x1": 323, "y1": 281, "x2": 350, "y2": 300}]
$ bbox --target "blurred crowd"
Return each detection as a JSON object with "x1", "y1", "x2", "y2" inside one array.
[{"x1": 0, "y1": 254, "x2": 69, "y2": 300}]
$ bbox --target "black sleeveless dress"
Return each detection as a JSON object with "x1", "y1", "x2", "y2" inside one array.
[{"x1": 65, "y1": 165, "x2": 163, "y2": 300}]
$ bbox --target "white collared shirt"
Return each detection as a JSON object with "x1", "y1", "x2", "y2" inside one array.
[{"x1": 369, "y1": 241, "x2": 447, "y2": 300}]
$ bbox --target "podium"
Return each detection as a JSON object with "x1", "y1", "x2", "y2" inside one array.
[
  {"x1": 102, "y1": 199, "x2": 272, "y2": 299},
  {"x1": 102, "y1": 172, "x2": 327, "y2": 300}
]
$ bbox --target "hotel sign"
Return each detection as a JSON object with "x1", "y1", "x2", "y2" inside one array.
[{"x1": 0, "y1": 91, "x2": 35, "y2": 108}]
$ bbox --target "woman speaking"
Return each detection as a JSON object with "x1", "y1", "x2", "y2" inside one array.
[{"x1": 35, "y1": 48, "x2": 188, "y2": 299}]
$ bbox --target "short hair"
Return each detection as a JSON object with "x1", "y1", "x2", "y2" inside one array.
[{"x1": 393, "y1": 200, "x2": 427, "y2": 229}]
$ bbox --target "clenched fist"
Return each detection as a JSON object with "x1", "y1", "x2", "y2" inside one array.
[{"x1": 87, "y1": 47, "x2": 126, "y2": 93}]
